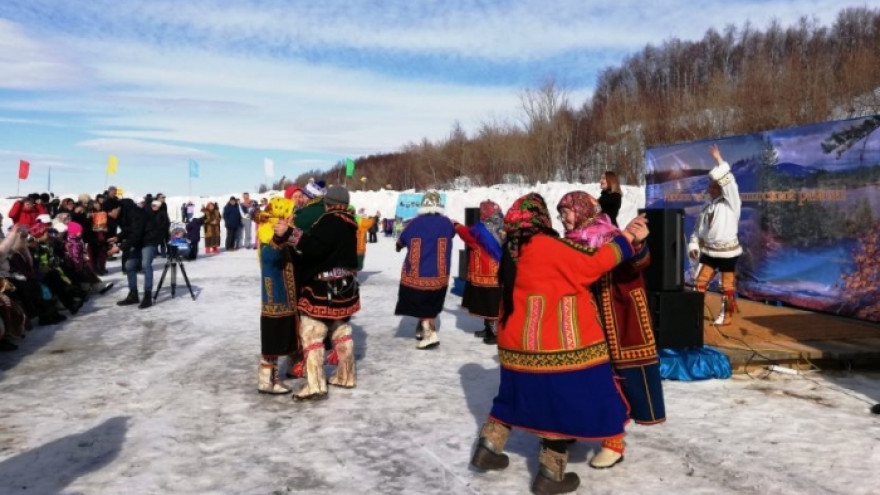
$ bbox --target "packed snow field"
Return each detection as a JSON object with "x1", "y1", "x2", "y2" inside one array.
[{"x1": 1, "y1": 185, "x2": 879, "y2": 494}]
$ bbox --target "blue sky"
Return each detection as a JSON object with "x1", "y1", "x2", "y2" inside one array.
[{"x1": 0, "y1": 0, "x2": 846, "y2": 198}]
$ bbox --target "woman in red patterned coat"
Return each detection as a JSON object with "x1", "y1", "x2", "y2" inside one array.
[
  {"x1": 469, "y1": 192, "x2": 649, "y2": 495},
  {"x1": 557, "y1": 190, "x2": 666, "y2": 470}
]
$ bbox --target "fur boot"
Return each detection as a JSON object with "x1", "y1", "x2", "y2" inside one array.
[
  {"x1": 328, "y1": 321, "x2": 356, "y2": 388},
  {"x1": 257, "y1": 357, "x2": 292, "y2": 395},
  {"x1": 470, "y1": 421, "x2": 510, "y2": 471},
  {"x1": 293, "y1": 316, "x2": 329, "y2": 401},
  {"x1": 532, "y1": 444, "x2": 580, "y2": 495},
  {"x1": 416, "y1": 319, "x2": 439, "y2": 349}
]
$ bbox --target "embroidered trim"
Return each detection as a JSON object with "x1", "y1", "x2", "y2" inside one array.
[
  {"x1": 264, "y1": 276, "x2": 273, "y2": 304},
  {"x1": 437, "y1": 237, "x2": 448, "y2": 277},
  {"x1": 523, "y1": 295, "x2": 545, "y2": 351},
  {"x1": 298, "y1": 299, "x2": 360, "y2": 319},
  {"x1": 558, "y1": 296, "x2": 579, "y2": 350},
  {"x1": 499, "y1": 342, "x2": 610, "y2": 372}
]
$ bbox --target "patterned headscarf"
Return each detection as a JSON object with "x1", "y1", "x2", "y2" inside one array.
[
  {"x1": 557, "y1": 191, "x2": 621, "y2": 249},
  {"x1": 503, "y1": 192, "x2": 556, "y2": 262},
  {"x1": 478, "y1": 200, "x2": 504, "y2": 246}
]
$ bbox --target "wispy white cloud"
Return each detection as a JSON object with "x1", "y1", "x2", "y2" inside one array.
[
  {"x1": 1, "y1": 1, "x2": 847, "y2": 59},
  {"x1": 0, "y1": 0, "x2": 860, "y2": 197},
  {"x1": 76, "y1": 138, "x2": 217, "y2": 159},
  {"x1": 0, "y1": 18, "x2": 88, "y2": 89},
  {"x1": 0, "y1": 148, "x2": 82, "y2": 170}
]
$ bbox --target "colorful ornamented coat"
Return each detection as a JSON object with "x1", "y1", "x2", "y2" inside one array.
[
  {"x1": 592, "y1": 243, "x2": 666, "y2": 424},
  {"x1": 292, "y1": 208, "x2": 360, "y2": 320},
  {"x1": 202, "y1": 208, "x2": 221, "y2": 248},
  {"x1": 394, "y1": 214, "x2": 454, "y2": 318},
  {"x1": 454, "y1": 222, "x2": 502, "y2": 319},
  {"x1": 490, "y1": 234, "x2": 633, "y2": 440},
  {"x1": 259, "y1": 239, "x2": 300, "y2": 356}
]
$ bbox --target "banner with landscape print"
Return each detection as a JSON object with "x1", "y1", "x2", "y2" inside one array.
[{"x1": 645, "y1": 115, "x2": 880, "y2": 322}]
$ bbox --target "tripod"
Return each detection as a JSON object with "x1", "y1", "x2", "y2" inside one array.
[{"x1": 153, "y1": 252, "x2": 196, "y2": 302}]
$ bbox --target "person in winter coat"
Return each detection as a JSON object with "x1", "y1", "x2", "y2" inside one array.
[
  {"x1": 453, "y1": 200, "x2": 504, "y2": 345},
  {"x1": 598, "y1": 171, "x2": 623, "y2": 226},
  {"x1": 275, "y1": 186, "x2": 360, "y2": 400},
  {"x1": 368, "y1": 212, "x2": 380, "y2": 243},
  {"x1": 687, "y1": 144, "x2": 742, "y2": 326},
  {"x1": 394, "y1": 191, "x2": 454, "y2": 349},
  {"x1": 557, "y1": 190, "x2": 665, "y2": 469},
  {"x1": 185, "y1": 217, "x2": 203, "y2": 260},
  {"x1": 222, "y1": 197, "x2": 243, "y2": 251},
  {"x1": 153, "y1": 194, "x2": 171, "y2": 257},
  {"x1": 469, "y1": 192, "x2": 649, "y2": 495},
  {"x1": 239, "y1": 192, "x2": 255, "y2": 249},
  {"x1": 106, "y1": 197, "x2": 162, "y2": 309},
  {"x1": 202, "y1": 203, "x2": 221, "y2": 254},
  {"x1": 7, "y1": 196, "x2": 41, "y2": 229},
  {"x1": 255, "y1": 197, "x2": 301, "y2": 395}
]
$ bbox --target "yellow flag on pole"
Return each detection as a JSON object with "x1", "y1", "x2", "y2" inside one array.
[{"x1": 107, "y1": 155, "x2": 118, "y2": 175}]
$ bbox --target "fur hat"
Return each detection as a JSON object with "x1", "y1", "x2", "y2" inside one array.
[
  {"x1": 324, "y1": 185, "x2": 350, "y2": 206},
  {"x1": 78, "y1": 193, "x2": 91, "y2": 204},
  {"x1": 67, "y1": 221, "x2": 83, "y2": 237},
  {"x1": 304, "y1": 181, "x2": 327, "y2": 199},
  {"x1": 36, "y1": 214, "x2": 52, "y2": 224},
  {"x1": 418, "y1": 190, "x2": 444, "y2": 215}
]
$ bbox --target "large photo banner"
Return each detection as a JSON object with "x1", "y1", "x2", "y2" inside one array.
[
  {"x1": 645, "y1": 115, "x2": 880, "y2": 322},
  {"x1": 394, "y1": 192, "x2": 447, "y2": 221}
]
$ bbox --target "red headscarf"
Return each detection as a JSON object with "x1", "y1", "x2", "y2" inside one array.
[
  {"x1": 30, "y1": 222, "x2": 49, "y2": 239},
  {"x1": 284, "y1": 185, "x2": 303, "y2": 199}
]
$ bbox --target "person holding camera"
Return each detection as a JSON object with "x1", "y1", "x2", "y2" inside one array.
[{"x1": 105, "y1": 198, "x2": 162, "y2": 309}]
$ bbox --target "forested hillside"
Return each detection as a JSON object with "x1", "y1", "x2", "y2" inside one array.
[{"x1": 270, "y1": 7, "x2": 880, "y2": 191}]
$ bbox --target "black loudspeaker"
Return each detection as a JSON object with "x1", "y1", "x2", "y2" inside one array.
[
  {"x1": 464, "y1": 207, "x2": 480, "y2": 227},
  {"x1": 459, "y1": 207, "x2": 479, "y2": 280},
  {"x1": 638, "y1": 208, "x2": 684, "y2": 292},
  {"x1": 458, "y1": 249, "x2": 468, "y2": 279},
  {"x1": 648, "y1": 291, "x2": 704, "y2": 349}
]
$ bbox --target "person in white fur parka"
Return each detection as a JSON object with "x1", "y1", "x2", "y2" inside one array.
[{"x1": 687, "y1": 144, "x2": 742, "y2": 326}]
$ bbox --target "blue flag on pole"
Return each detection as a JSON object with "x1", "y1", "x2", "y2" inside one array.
[{"x1": 188, "y1": 159, "x2": 199, "y2": 178}]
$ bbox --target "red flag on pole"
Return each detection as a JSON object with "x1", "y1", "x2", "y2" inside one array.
[{"x1": 18, "y1": 160, "x2": 30, "y2": 180}]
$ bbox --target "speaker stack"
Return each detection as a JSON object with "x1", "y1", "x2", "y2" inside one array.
[
  {"x1": 458, "y1": 207, "x2": 480, "y2": 280},
  {"x1": 638, "y1": 208, "x2": 704, "y2": 349}
]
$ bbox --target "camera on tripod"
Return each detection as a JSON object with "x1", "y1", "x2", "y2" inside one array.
[
  {"x1": 166, "y1": 238, "x2": 190, "y2": 261},
  {"x1": 153, "y1": 224, "x2": 196, "y2": 302}
]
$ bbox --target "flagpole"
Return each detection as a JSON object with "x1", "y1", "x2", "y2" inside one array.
[
  {"x1": 47, "y1": 167, "x2": 52, "y2": 193},
  {"x1": 17, "y1": 178, "x2": 20, "y2": 196}
]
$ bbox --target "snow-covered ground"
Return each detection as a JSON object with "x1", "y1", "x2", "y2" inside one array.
[{"x1": 1, "y1": 184, "x2": 879, "y2": 494}]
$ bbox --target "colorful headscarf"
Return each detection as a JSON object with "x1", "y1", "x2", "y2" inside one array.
[
  {"x1": 502, "y1": 192, "x2": 556, "y2": 262},
  {"x1": 478, "y1": 200, "x2": 504, "y2": 246},
  {"x1": 557, "y1": 191, "x2": 621, "y2": 249}
]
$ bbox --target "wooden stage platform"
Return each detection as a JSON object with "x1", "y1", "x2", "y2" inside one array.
[{"x1": 700, "y1": 293, "x2": 880, "y2": 373}]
